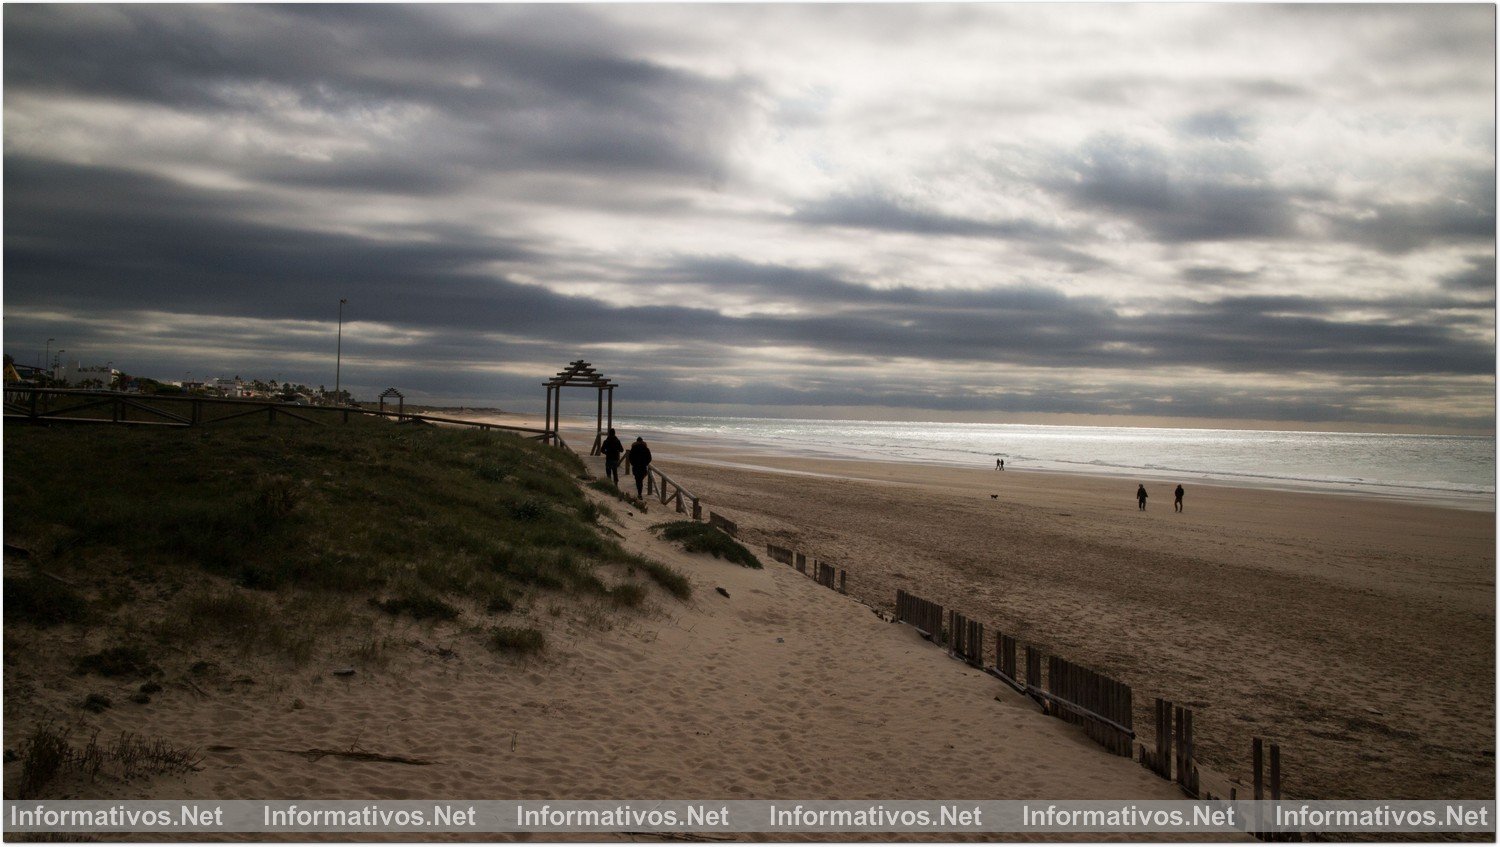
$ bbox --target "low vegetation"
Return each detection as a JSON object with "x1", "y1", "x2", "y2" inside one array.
[
  {"x1": 5, "y1": 415, "x2": 702, "y2": 801},
  {"x1": 489, "y1": 625, "x2": 546, "y2": 656},
  {"x1": 652, "y1": 521, "x2": 762, "y2": 569},
  {"x1": 8, "y1": 416, "x2": 688, "y2": 600},
  {"x1": 16, "y1": 721, "x2": 201, "y2": 800}
]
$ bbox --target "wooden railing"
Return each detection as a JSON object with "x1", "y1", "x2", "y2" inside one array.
[
  {"x1": 643, "y1": 464, "x2": 702, "y2": 520},
  {"x1": 2, "y1": 387, "x2": 552, "y2": 439}
]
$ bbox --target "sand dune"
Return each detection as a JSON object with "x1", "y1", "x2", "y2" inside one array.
[{"x1": 5, "y1": 464, "x2": 1228, "y2": 840}]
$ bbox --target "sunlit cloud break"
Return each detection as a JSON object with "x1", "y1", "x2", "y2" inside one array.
[{"x1": 4, "y1": 4, "x2": 1494, "y2": 431}]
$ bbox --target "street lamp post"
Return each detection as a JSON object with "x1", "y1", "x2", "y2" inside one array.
[{"x1": 334, "y1": 298, "x2": 348, "y2": 406}]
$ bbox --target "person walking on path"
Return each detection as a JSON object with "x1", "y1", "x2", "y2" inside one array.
[
  {"x1": 1174, "y1": 484, "x2": 1185, "y2": 513},
  {"x1": 627, "y1": 436, "x2": 653, "y2": 499},
  {"x1": 1136, "y1": 484, "x2": 1148, "y2": 511},
  {"x1": 600, "y1": 428, "x2": 624, "y2": 485}
]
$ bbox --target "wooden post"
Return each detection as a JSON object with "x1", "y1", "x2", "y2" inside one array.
[
  {"x1": 1270, "y1": 742, "x2": 1281, "y2": 801},
  {"x1": 1174, "y1": 705, "x2": 1186, "y2": 788},
  {"x1": 546, "y1": 386, "x2": 558, "y2": 446},
  {"x1": 1253, "y1": 737, "x2": 1265, "y2": 839},
  {"x1": 1253, "y1": 737, "x2": 1264, "y2": 801},
  {"x1": 553, "y1": 384, "x2": 562, "y2": 447},
  {"x1": 1183, "y1": 708, "x2": 1196, "y2": 796},
  {"x1": 839, "y1": 569, "x2": 846, "y2": 593},
  {"x1": 607, "y1": 386, "x2": 613, "y2": 431}
]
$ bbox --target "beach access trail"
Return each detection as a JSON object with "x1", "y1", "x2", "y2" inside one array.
[{"x1": 609, "y1": 437, "x2": 1494, "y2": 806}]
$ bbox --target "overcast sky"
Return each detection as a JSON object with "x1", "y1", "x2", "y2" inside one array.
[{"x1": 4, "y1": 4, "x2": 1494, "y2": 430}]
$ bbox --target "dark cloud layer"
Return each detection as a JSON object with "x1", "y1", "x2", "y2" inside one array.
[{"x1": 3, "y1": 5, "x2": 1493, "y2": 429}]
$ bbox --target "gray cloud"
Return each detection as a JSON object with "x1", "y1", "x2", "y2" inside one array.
[
  {"x1": 1047, "y1": 135, "x2": 1303, "y2": 243},
  {"x1": 792, "y1": 192, "x2": 1068, "y2": 241},
  {"x1": 3, "y1": 4, "x2": 1492, "y2": 429}
]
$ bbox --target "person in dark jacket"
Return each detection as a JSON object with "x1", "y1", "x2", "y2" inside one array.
[
  {"x1": 1174, "y1": 484, "x2": 1185, "y2": 513},
  {"x1": 600, "y1": 428, "x2": 624, "y2": 485},
  {"x1": 1136, "y1": 484, "x2": 1148, "y2": 511},
  {"x1": 627, "y1": 437, "x2": 653, "y2": 498}
]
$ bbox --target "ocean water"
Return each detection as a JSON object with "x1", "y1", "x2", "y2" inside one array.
[{"x1": 614, "y1": 415, "x2": 1496, "y2": 510}]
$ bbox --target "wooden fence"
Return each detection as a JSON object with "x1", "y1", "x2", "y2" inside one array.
[
  {"x1": 2, "y1": 388, "x2": 552, "y2": 438},
  {"x1": 765, "y1": 544, "x2": 795, "y2": 566},
  {"x1": 1040, "y1": 655, "x2": 1134, "y2": 757},
  {"x1": 888, "y1": 586, "x2": 1294, "y2": 836},
  {"x1": 947, "y1": 610, "x2": 984, "y2": 668},
  {"x1": 708, "y1": 512, "x2": 739, "y2": 538},
  {"x1": 894, "y1": 589, "x2": 944, "y2": 641},
  {"x1": 764, "y1": 543, "x2": 849, "y2": 596}
]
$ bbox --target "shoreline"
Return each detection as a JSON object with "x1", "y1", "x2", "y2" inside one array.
[
  {"x1": 472, "y1": 411, "x2": 1494, "y2": 512},
  {"x1": 663, "y1": 447, "x2": 1496, "y2": 513}
]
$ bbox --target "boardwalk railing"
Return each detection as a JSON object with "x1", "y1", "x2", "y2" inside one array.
[{"x1": 642, "y1": 464, "x2": 702, "y2": 520}]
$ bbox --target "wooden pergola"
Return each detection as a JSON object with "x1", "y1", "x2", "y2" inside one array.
[
  {"x1": 378, "y1": 387, "x2": 404, "y2": 419},
  {"x1": 543, "y1": 360, "x2": 616, "y2": 454}
]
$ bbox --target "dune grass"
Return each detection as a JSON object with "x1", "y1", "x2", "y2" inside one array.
[{"x1": 4, "y1": 416, "x2": 691, "y2": 664}]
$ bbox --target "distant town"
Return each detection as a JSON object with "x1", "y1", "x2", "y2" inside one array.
[{"x1": 3, "y1": 353, "x2": 354, "y2": 406}]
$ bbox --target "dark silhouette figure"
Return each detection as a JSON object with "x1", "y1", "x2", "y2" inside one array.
[
  {"x1": 997, "y1": 459, "x2": 1005, "y2": 470},
  {"x1": 627, "y1": 437, "x2": 653, "y2": 498},
  {"x1": 600, "y1": 428, "x2": 624, "y2": 485},
  {"x1": 1174, "y1": 484, "x2": 1185, "y2": 513},
  {"x1": 1136, "y1": 484, "x2": 1148, "y2": 511}
]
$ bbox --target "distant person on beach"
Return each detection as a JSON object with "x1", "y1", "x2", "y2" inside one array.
[
  {"x1": 1136, "y1": 484, "x2": 1148, "y2": 511},
  {"x1": 600, "y1": 428, "x2": 624, "y2": 485},
  {"x1": 627, "y1": 436, "x2": 653, "y2": 498},
  {"x1": 1174, "y1": 484, "x2": 1185, "y2": 513},
  {"x1": 996, "y1": 459, "x2": 1005, "y2": 470}
]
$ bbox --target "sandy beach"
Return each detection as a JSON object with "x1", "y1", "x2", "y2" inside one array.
[
  {"x1": 7, "y1": 407, "x2": 1489, "y2": 841},
  {"x1": 4, "y1": 469, "x2": 1219, "y2": 841},
  {"x1": 578, "y1": 427, "x2": 1494, "y2": 805}
]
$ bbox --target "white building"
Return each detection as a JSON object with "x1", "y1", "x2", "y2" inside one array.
[{"x1": 54, "y1": 361, "x2": 117, "y2": 388}]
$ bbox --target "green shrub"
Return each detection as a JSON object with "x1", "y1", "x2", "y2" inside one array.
[
  {"x1": 75, "y1": 645, "x2": 161, "y2": 678},
  {"x1": 509, "y1": 498, "x2": 546, "y2": 521},
  {"x1": 652, "y1": 521, "x2": 762, "y2": 569},
  {"x1": 609, "y1": 582, "x2": 648, "y2": 608},
  {"x1": 371, "y1": 594, "x2": 461, "y2": 621},
  {"x1": 489, "y1": 625, "x2": 545, "y2": 656},
  {"x1": 81, "y1": 693, "x2": 113, "y2": 713},
  {"x1": 252, "y1": 474, "x2": 300, "y2": 521}
]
